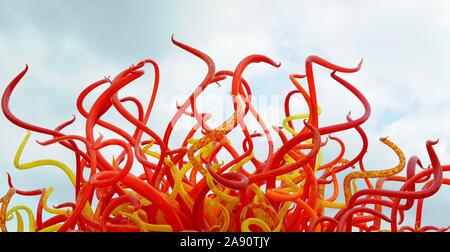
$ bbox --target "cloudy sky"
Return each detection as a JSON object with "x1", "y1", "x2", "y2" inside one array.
[{"x1": 1, "y1": 0, "x2": 449, "y2": 230}]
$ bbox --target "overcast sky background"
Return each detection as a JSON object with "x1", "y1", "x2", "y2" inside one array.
[{"x1": 1, "y1": 0, "x2": 450, "y2": 231}]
